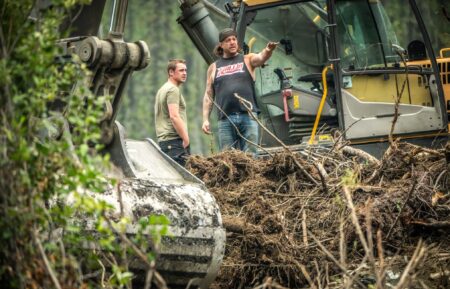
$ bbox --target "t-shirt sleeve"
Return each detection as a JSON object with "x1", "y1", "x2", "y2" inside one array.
[{"x1": 166, "y1": 87, "x2": 180, "y2": 105}]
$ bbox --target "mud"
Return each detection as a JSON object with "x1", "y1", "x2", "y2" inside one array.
[
  {"x1": 77, "y1": 178, "x2": 226, "y2": 288},
  {"x1": 186, "y1": 142, "x2": 450, "y2": 288}
]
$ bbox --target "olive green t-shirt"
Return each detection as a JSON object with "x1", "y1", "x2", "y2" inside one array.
[{"x1": 154, "y1": 81, "x2": 187, "y2": 142}]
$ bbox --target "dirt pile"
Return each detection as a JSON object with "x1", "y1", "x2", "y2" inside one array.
[{"x1": 186, "y1": 142, "x2": 450, "y2": 288}]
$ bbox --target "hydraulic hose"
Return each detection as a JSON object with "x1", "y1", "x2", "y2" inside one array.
[{"x1": 309, "y1": 65, "x2": 332, "y2": 144}]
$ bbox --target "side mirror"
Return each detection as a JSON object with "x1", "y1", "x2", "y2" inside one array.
[{"x1": 280, "y1": 39, "x2": 293, "y2": 55}]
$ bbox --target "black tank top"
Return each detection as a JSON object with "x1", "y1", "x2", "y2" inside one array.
[{"x1": 213, "y1": 54, "x2": 259, "y2": 120}]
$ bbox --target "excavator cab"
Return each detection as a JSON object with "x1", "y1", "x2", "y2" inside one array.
[
  {"x1": 240, "y1": 0, "x2": 448, "y2": 156},
  {"x1": 179, "y1": 0, "x2": 448, "y2": 157}
]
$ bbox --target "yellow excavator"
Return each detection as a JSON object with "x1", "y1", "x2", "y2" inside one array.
[{"x1": 178, "y1": 0, "x2": 449, "y2": 157}]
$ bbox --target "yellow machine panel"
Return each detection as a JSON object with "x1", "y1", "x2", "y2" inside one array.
[
  {"x1": 244, "y1": 0, "x2": 282, "y2": 6},
  {"x1": 408, "y1": 48, "x2": 450, "y2": 129},
  {"x1": 345, "y1": 74, "x2": 433, "y2": 106},
  {"x1": 408, "y1": 50, "x2": 450, "y2": 108}
]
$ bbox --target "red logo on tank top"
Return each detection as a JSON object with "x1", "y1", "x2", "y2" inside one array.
[{"x1": 216, "y1": 62, "x2": 244, "y2": 78}]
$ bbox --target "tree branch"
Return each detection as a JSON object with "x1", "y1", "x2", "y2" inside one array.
[
  {"x1": 33, "y1": 229, "x2": 63, "y2": 289},
  {"x1": 234, "y1": 93, "x2": 320, "y2": 186}
]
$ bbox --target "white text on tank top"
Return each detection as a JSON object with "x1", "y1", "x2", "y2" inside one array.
[{"x1": 216, "y1": 62, "x2": 244, "y2": 78}]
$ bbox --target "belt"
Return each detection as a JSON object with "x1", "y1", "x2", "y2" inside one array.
[{"x1": 158, "y1": 138, "x2": 182, "y2": 145}]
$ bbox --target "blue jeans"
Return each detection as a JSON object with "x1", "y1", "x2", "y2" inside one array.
[
  {"x1": 218, "y1": 113, "x2": 259, "y2": 154},
  {"x1": 159, "y1": 138, "x2": 190, "y2": 166}
]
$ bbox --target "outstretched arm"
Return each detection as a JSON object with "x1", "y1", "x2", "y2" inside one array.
[
  {"x1": 202, "y1": 63, "x2": 215, "y2": 134},
  {"x1": 249, "y1": 41, "x2": 278, "y2": 68}
]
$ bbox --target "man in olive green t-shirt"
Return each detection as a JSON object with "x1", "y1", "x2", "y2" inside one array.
[{"x1": 154, "y1": 59, "x2": 190, "y2": 166}]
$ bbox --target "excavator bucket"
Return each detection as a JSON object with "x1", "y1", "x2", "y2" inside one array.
[
  {"x1": 98, "y1": 122, "x2": 226, "y2": 287},
  {"x1": 69, "y1": 121, "x2": 226, "y2": 288}
]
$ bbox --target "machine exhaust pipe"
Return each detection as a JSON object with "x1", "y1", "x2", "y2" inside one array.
[{"x1": 178, "y1": 0, "x2": 220, "y2": 64}]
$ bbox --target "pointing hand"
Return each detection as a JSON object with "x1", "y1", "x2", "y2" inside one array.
[{"x1": 267, "y1": 41, "x2": 279, "y2": 52}]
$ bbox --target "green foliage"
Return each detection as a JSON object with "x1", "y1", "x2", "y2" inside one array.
[
  {"x1": 0, "y1": 1, "x2": 170, "y2": 288},
  {"x1": 0, "y1": 0, "x2": 104, "y2": 286},
  {"x1": 139, "y1": 215, "x2": 171, "y2": 246},
  {"x1": 341, "y1": 169, "x2": 359, "y2": 187},
  {"x1": 110, "y1": 265, "x2": 134, "y2": 287},
  {"x1": 129, "y1": 215, "x2": 172, "y2": 264}
]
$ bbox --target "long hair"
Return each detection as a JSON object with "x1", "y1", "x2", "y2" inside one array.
[
  {"x1": 213, "y1": 44, "x2": 243, "y2": 57},
  {"x1": 213, "y1": 44, "x2": 224, "y2": 57}
]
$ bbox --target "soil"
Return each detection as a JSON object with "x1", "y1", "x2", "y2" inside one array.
[{"x1": 186, "y1": 141, "x2": 450, "y2": 289}]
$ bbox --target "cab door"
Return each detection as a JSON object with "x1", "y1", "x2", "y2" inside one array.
[{"x1": 335, "y1": 0, "x2": 447, "y2": 142}]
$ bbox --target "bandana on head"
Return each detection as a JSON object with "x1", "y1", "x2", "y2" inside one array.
[{"x1": 219, "y1": 28, "x2": 237, "y2": 42}]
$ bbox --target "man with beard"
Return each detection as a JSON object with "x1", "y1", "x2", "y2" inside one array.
[{"x1": 201, "y1": 28, "x2": 277, "y2": 154}]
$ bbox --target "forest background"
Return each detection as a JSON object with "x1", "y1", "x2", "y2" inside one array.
[{"x1": 103, "y1": 0, "x2": 450, "y2": 155}]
